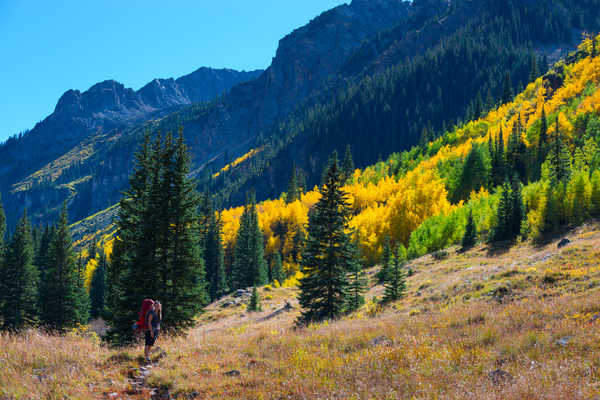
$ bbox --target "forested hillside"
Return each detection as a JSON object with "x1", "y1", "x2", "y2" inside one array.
[{"x1": 3, "y1": 0, "x2": 599, "y2": 234}]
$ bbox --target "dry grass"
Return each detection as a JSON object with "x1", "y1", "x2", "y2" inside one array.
[{"x1": 3, "y1": 224, "x2": 600, "y2": 399}]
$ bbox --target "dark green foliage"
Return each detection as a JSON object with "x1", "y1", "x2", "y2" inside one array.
[
  {"x1": 346, "y1": 248, "x2": 367, "y2": 313},
  {"x1": 501, "y1": 71, "x2": 514, "y2": 104},
  {"x1": 383, "y1": 245, "x2": 407, "y2": 303},
  {"x1": 286, "y1": 164, "x2": 300, "y2": 204},
  {"x1": 75, "y1": 255, "x2": 90, "y2": 323},
  {"x1": 247, "y1": 286, "x2": 262, "y2": 312},
  {"x1": 453, "y1": 144, "x2": 490, "y2": 202},
  {"x1": 39, "y1": 204, "x2": 87, "y2": 330},
  {"x1": 231, "y1": 194, "x2": 268, "y2": 290},
  {"x1": 0, "y1": 193, "x2": 6, "y2": 252},
  {"x1": 537, "y1": 107, "x2": 549, "y2": 175},
  {"x1": 461, "y1": 209, "x2": 477, "y2": 250},
  {"x1": 297, "y1": 156, "x2": 355, "y2": 324},
  {"x1": 491, "y1": 179, "x2": 524, "y2": 242},
  {"x1": 205, "y1": 210, "x2": 228, "y2": 301},
  {"x1": 342, "y1": 145, "x2": 355, "y2": 181},
  {"x1": 490, "y1": 130, "x2": 507, "y2": 186},
  {"x1": 271, "y1": 252, "x2": 284, "y2": 284},
  {"x1": 89, "y1": 250, "x2": 107, "y2": 319},
  {"x1": 290, "y1": 228, "x2": 305, "y2": 265},
  {"x1": 548, "y1": 121, "x2": 571, "y2": 184},
  {"x1": 106, "y1": 131, "x2": 208, "y2": 343},
  {"x1": 376, "y1": 236, "x2": 393, "y2": 283},
  {"x1": 1, "y1": 210, "x2": 38, "y2": 330},
  {"x1": 506, "y1": 116, "x2": 528, "y2": 180}
]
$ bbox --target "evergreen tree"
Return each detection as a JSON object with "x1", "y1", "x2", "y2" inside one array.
[
  {"x1": 75, "y1": 254, "x2": 90, "y2": 323},
  {"x1": 529, "y1": 54, "x2": 539, "y2": 82},
  {"x1": 548, "y1": 119, "x2": 571, "y2": 184},
  {"x1": 271, "y1": 252, "x2": 284, "y2": 284},
  {"x1": 491, "y1": 130, "x2": 506, "y2": 186},
  {"x1": 537, "y1": 106, "x2": 549, "y2": 174},
  {"x1": 376, "y1": 236, "x2": 393, "y2": 283},
  {"x1": 506, "y1": 116, "x2": 527, "y2": 180},
  {"x1": 342, "y1": 144, "x2": 355, "y2": 181},
  {"x1": 0, "y1": 194, "x2": 6, "y2": 313},
  {"x1": 205, "y1": 211, "x2": 228, "y2": 301},
  {"x1": 453, "y1": 144, "x2": 490, "y2": 202},
  {"x1": 383, "y1": 245, "x2": 407, "y2": 303},
  {"x1": 89, "y1": 250, "x2": 107, "y2": 319},
  {"x1": 592, "y1": 35, "x2": 598, "y2": 58},
  {"x1": 290, "y1": 227, "x2": 305, "y2": 264},
  {"x1": 1, "y1": 210, "x2": 38, "y2": 330},
  {"x1": 286, "y1": 163, "x2": 299, "y2": 204},
  {"x1": 231, "y1": 194, "x2": 268, "y2": 289},
  {"x1": 161, "y1": 132, "x2": 209, "y2": 327},
  {"x1": 297, "y1": 156, "x2": 355, "y2": 324},
  {"x1": 491, "y1": 178, "x2": 523, "y2": 242},
  {"x1": 247, "y1": 286, "x2": 262, "y2": 312},
  {"x1": 39, "y1": 204, "x2": 86, "y2": 329},
  {"x1": 461, "y1": 209, "x2": 477, "y2": 250},
  {"x1": 346, "y1": 243, "x2": 367, "y2": 312},
  {"x1": 501, "y1": 71, "x2": 513, "y2": 104},
  {"x1": 509, "y1": 178, "x2": 524, "y2": 237}
]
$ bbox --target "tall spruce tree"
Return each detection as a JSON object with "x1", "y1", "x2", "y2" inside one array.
[
  {"x1": 346, "y1": 241, "x2": 367, "y2": 313},
  {"x1": 342, "y1": 144, "x2": 355, "y2": 181},
  {"x1": 297, "y1": 155, "x2": 355, "y2": 324},
  {"x1": 462, "y1": 209, "x2": 477, "y2": 250},
  {"x1": 286, "y1": 163, "x2": 299, "y2": 204},
  {"x1": 0, "y1": 194, "x2": 6, "y2": 314},
  {"x1": 1, "y1": 210, "x2": 38, "y2": 330},
  {"x1": 160, "y1": 132, "x2": 209, "y2": 328},
  {"x1": 548, "y1": 119, "x2": 571, "y2": 184},
  {"x1": 491, "y1": 178, "x2": 523, "y2": 242},
  {"x1": 376, "y1": 236, "x2": 393, "y2": 283},
  {"x1": 205, "y1": 210, "x2": 228, "y2": 301},
  {"x1": 538, "y1": 106, "x2": 549, "y2": 171},
  {"x1": 231, "y1": 194, "x2": 268, "y2": 289},
  {"x1": 453, "y1": 144, "x2": 489, "y2": 202},
  {"x1": 501, "y1": 71, "x2": 513, "y2": 104},
  {"x1": 39, "y1": 204, "x2": 86, "y2": 329},
  {"x1": 89, "y1": 250, "x2": 107, "y2": 319},
  {"x1": 383, "y1": 245, "x2": 407, "y2": 303},
  {"x1": 247, "y1": 286, "x2": 262, "y2": 312},
  {"x1": 75, "y1": 254, "x2": 90, "y2": 323},
  {"x1": 271, "y1": 252, "x2": 284, "y2": 284}
]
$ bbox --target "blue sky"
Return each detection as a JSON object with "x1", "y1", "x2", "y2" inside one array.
[{"x1": 0, "y1": 0, "x2": 347, "y2": 142}]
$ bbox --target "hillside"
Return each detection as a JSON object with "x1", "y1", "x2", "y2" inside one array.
[
  {"x1": 5, "y1": 0, "x2": 599, "y2": 231},
  {"x1": 2, "y1": 223, "x2": 600, "y2": 399}
]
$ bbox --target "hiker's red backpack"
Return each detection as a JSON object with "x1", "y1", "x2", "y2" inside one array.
[{"x1": 132, "y1": 299, "x2": 154, "y2": 333}]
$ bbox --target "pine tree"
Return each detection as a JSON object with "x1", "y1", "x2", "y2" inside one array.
[
  {"x1": 231, "y1": 194, "x2": 268, "y2": 289},
  {"x1": 0, "y1": 194, "x2": 6, "y2": 313},
  {"x1": 548, "y1": 120, "x2": 571, "y2": 184},
  {"x1": 205, "y1": 211, "x2": 228, "y2": 301},
  {"x1": 346, "y1": 243, "x2": 367, "y2": 313},
  {"x1": 75, "y1": 254, "x2": 90, "y2": 323},
  {"x1": 454, "y1": 144, "x2": 489, "y2": 202},
  {"x1": 247, "y1": 286, "x2": 262, "y2": 312},
  {"x1": 1, "y1": 210, "x2": 38, "y2": 330},
  {"x1": 376, "y1": 236, "x2": 393, "y2": 283},
  {"x1": 491, "y1": 178, "x2": 523, "y2": 242},
  {"x1": 342, "y1": 144, "x2": 355, "y2": 181},
  {"x1": 592, "y1": 36, "x2": 598, "y2": 58},
  {"x1": 506, "y1": 116, "x2": 527, "y2": 180},
  {"x1": 529, "y1": 54, "x2": 539, "y2": 82},
  {"x1": 290, "y1": 227, "x2": 305, "y2": 264},
  {"x1": 89, "y1": 250, "x2": 107, "y2": 319},
  {"x1": 286, "y1": 163, "x2": 299, "y2": 204},
  {"x1": 161, "y1": 131, "x2": 209, "y2": 328},
  {"x1": 271, "y1": 252, "x2": 284, "y2": 284},
  {"x1": 509, "y1": 178, "x2": 524, "y2": 237},
  {"x1": 383, "y1": 245, "x2": 407, "y2": 303},
  {"x1": 39, "y1": 204, "x2": 86, "y2": 329},
  {"x1": 537, "y1": 106, "x2": 549, "y2": 175},
  {"x1": 297, "y1": 155, "x2": 355, "y2": 324},
  {"x1": 462, "y1": 209, "x2": 477, "y2": 250},
  {"x1": 501, "y1": 71, "x2": 513, "y2": 104}
]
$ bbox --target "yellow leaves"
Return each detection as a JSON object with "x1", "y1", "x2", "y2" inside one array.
[
  {"x1": 84, "y1": 258, "x2": 98, "y2": 291},
  {"x1": 212, "y1": 147, "x2": 263, "y2": 178}
]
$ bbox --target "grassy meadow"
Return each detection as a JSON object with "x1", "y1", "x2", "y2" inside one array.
[{"x1": 2, "y1": 223, "x2": 600, "y2": 399}]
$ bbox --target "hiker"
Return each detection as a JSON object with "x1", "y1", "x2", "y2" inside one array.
[{"x1": 144, "y1": 300, "x2": 162, "y2": 362}]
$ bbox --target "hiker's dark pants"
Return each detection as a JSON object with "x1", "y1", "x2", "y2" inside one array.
[{"x1": 145, "y1": 329, "x2": 159, "y2": 346}]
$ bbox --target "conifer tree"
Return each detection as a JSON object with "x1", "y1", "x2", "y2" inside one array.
[
  {"x1": 383, "y1": 245, "x2": 407, "y2": 303},
  {"x1": 346, "y1": 244, "x2": 367, "y2": 313},
  {"x1": 247, "y1": 286, "x2": 262, "y2": 312},
  {"x1": 537, "y1": 106, "x2": 549, "y2": 173},
  {"x1": 271, "y1": 252, "x2": 284, "y2": 284},
  {"x1": 89, "y1": 250, "x2": 107, "y2": 319},
  {"x1": 205, "y1": 211, "x2": 228, "y2": 301},
  {"x1": 501, "y1": 72, "x2": 513, "y2": 104},
  {"x1": 290, "y1": 227, "x2": 305, "y2": 263},
  {"x1": 454, "y1": 144, "x2": 489, "y2": 202},
  {"x1": 39, "y1": 204, "x2": 86, "y2": 329},
  {"x1": 161, "y1": 132, "x2": 209, "y2": 327},
  {"x1": 491, "y1": 178, "x2": 523, "y2": 242},
  {"x1": 376, "y1": 236, "x2": 393, "y2": 283},
  {"x1": 510, "y1": 178, "x2": 524, "y2": 237},
  {"x1": 286, "y1": 163, "x2": 299, "y2": 204},
  {"x1": 548, "y1": 120, "x2": 571, "y2": 184},
  {"x1": 1, "y1": 210, "x2": 38, "y2": 330},
  {"x1": 506, "y1": 115, "x2": 527, "y2": 180},
  {"x1": 297, "y1": 155, "x2": 355, "y2": 324},
  {"x1": 0, "y1": 194, "x2": 5, "y2": 313},
  {"x1": 462, "y1": 209, "x2": 477, "y2": 250},
  {"x1": 75, "y1": 254, "x2": 90, "y2": 323},
  {"x1": 231, "y1": 194, "x2": 268, "y2": 289},
  {"x1": 342, "y1": 144, "x2": 355, "y2": 181}
]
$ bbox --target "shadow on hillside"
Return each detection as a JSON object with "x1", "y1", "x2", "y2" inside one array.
[{"x1": 485, "y1": 240, "x2": 514, "y2": 257}]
